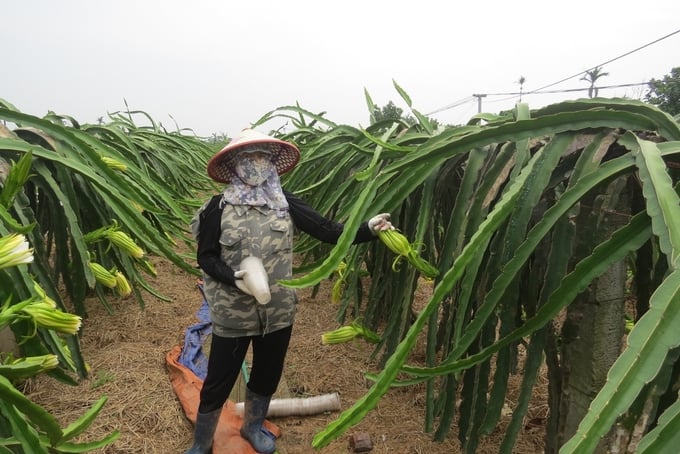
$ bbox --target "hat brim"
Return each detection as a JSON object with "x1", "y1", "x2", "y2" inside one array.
[{"x1": 207, "y1": 137, "x2": 300, "y2": 184}]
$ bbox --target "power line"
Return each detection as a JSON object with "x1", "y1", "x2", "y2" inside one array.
[
  {"x1": 426, "y1": 28, "x2": 680, "y2": 116},
  {"x1": 426, "y1": 95, "x2": 475, "y2": 115},
  {"x1": 526, "y1": 28, "x2": 680, "y2": 95},
  {"x1": 486, "y1": 82, "x2": 650, "y2": 99},
  {"x1": 482, "y1": 82, "x2": 650, "y2": 107},
  {"x1": 426, "y1": 82, "x2": 649, "y2": 115}
]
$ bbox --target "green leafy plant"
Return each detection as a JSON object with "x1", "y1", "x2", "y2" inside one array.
[
  {"x1": 254, "y1": 88, "x2": 680, "y2": 452},
  {"x1": 0, "y1": 103, "x2": 214, "y2": 452},
  {"x1": 0, "y1": 232, "x2": 118, "y2": 453}
]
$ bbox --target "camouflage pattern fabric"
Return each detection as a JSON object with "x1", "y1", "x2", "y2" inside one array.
[{"x1": 201, "y1": 203, "x2": 297, "y2": 337}]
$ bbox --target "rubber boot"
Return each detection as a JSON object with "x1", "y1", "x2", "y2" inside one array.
[
  {"x1": 184, "y1": 408, "x2": 221, "y2": 454},
  {"x1": 240, "y1": 388, "x2": 276, "y2": 454}
]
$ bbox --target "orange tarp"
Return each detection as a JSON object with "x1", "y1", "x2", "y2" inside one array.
[{"x1": 166, "y1": 345, "x2": 281, "y2": 454}]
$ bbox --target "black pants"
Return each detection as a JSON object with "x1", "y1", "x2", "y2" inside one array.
[{"x1": 198, "y1": 325, "x2": 293, "y2": 413}]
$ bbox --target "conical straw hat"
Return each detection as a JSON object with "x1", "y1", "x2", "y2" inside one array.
[{"x1": 207, "y1": 129, "x2": 300, "y2": 183}]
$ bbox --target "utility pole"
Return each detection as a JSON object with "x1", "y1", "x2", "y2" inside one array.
[{"x1": 472, "y1": 94, "x2": 487, "y2": 113}]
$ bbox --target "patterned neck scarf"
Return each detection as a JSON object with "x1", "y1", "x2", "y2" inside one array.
[{"x1": 220, "y1": 151, "x2": 289, "y2": 212}]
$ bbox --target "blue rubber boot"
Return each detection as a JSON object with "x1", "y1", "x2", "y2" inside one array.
[
  {"x1": 184, "y1": 408, "x2": 221, "y2": 454},
  {"x1": 240, "y1": 388, "x2": 276, "y2": 454}
]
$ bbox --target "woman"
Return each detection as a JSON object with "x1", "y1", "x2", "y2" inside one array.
[{"x1": 186, "y1": 129, "x2": 392, "y2": 454}]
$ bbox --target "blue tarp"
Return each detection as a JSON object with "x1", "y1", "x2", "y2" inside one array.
[
  {"x1": 179, "y1": 283, "x2": 249, "y2": 382},
  {"x1": 178, "y1": 285, "x2": 212, "y2": 380}
]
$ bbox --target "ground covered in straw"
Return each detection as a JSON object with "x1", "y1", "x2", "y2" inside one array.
[{"x1": 25, "y1": 252, "x2": 546, "y2": 453}]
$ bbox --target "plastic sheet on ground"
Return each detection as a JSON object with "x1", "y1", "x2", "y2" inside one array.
[
  {"x1": 178, "y1": 292, "x2": 212, "y2": 380},
  {"x1": 167, "y1": 283, "x2": 280, "y2": 453}
]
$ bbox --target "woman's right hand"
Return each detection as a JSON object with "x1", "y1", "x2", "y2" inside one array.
[
  {"x1": 233, "y1": 269, "x2": 253, "y2": 295},
  {"x1": 368, "y1": 213, "x2": 394, "y2": 233}
]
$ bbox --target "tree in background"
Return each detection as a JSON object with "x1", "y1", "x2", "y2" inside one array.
[
  {"x1": 371, "y1": 101, "x2": 416, "y2": 126},
  {"x1": 646, "y1": 67, "x2": 680, "y2": 115},
  {"x1": 581, "y1": 66, "x2": 610, "y2": 98},
  {"x1": 517, "y1": 75, "x2": 527, "y2": 102},
  {"x1": 206, "y1": 132, "x2": 230, "y2": 148}
]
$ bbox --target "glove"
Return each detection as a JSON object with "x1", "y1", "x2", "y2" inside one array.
[
  {"x1": 233, "y1": 269, "x2": 253, "y2": 295},
  {"x1": 368, "y1": 213, "x2": 394, "y2": 233}
]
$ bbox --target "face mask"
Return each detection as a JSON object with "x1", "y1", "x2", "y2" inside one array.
[{"x1": 233, "y1": 152, "x2": 273, "y2": 187}]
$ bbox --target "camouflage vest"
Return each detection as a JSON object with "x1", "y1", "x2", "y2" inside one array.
[{"x1": 200, "y1": 203, "x2": 297, "y2": 337}]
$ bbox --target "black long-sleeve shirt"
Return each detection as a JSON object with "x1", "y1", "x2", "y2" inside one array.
[{"x1": 196, "y1": 190, "x2": 375, "y2": 287}]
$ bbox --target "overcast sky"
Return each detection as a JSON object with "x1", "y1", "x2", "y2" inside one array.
[{"x1": 3, "y1": 1, "x2": 679, "y2": 138}]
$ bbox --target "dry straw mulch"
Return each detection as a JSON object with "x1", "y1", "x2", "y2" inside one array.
[{"x1": 24, "y1": 253, "x2": 546, "y2": 453}]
